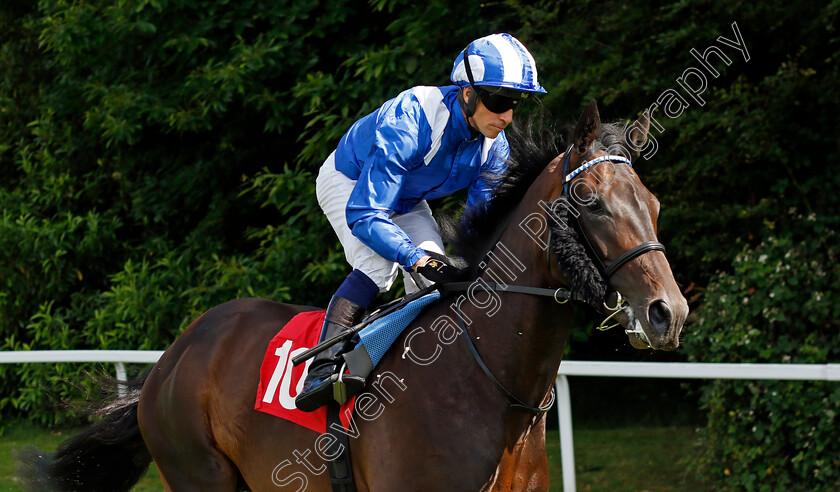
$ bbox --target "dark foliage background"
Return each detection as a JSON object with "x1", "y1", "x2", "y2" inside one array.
[{"x1": 1, "y1": 1, "x2": 837, "y2": 489}]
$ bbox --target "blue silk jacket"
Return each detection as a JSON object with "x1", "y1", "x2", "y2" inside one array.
[{"x1": 334, "y1": 85, "x2": 509, "y2": 268}]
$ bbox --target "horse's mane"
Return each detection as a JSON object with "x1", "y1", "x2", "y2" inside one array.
[{"x1": 444, "y1": 115, "x2": 633, "y2": 304}]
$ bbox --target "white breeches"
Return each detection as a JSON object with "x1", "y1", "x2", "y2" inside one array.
[{"x1": 316, "y1": 151, "x2": 445, "y2": 293}]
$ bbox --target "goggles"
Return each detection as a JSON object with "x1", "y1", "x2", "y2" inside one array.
[{"x1": 476, "y1": 87, "x2": 530, "y2": 114}]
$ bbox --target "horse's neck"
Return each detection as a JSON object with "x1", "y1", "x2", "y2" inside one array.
[{"x1": 461, "y1": 169, "x2": 573, "y2": 414}]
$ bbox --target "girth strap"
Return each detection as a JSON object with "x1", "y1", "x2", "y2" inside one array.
[{"x1": 326, "y1": 402, "x2": 356, "y2": 492}]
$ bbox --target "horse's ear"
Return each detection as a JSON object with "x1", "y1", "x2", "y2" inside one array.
[
  {"x1": 571, "y1": 99, "x2": 600, "y2": 156},
  {"x1": 627, "y1": 110, "x2": 651, "y2": 157}
]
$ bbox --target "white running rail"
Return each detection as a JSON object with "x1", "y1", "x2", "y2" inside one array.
[
  {"x1": 553, "y1": 361, "x2": 840, "y2": 492},
  {"x1": 0, "y1": 350, "x2": 164, "y2": 396}
]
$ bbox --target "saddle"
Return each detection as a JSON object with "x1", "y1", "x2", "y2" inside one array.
[
  {"x1": 254, "y1": 286, "x2": 442, "y2": 492},
  {"x1": 255, "y1": 286, "x2": 439, "y2": 422},
  {"x1": 341, "y1": 289, "x2": 440, "y2": 381}
]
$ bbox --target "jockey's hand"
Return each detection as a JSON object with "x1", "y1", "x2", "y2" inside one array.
[{"x1": 413, "y1": 253, "x2": 461, "y2": 284}]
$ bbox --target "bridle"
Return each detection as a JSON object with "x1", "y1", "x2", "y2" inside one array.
[
  {"x1": 556, "y1": 146, "x2": 666, "y2": 336},
  {"x1": 558, "y1": 146, "x2": 666, "y2": 282},
  {"x1": 441, "y1": 147, "x2": 669, "y2": 414},
  {"x1": 297, "y1": 148, "x2": 670, "y2": 415}
]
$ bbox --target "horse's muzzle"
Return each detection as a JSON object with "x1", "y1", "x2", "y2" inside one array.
[{"x1": 641, "y1": 297, "x2": 688, "y2": 350}]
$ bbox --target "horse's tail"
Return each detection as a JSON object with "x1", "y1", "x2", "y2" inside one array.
[{"x1": 16, "y1": 371, "x2": 153, "y2": 492}]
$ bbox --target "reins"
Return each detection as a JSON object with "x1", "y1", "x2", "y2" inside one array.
[
  {"x1": 442, "y1": 281, "x2": 578, "y2": 303},
  {"x1": 299, "y1": 150, "x2": 672, "y2": 414},
  {"x1": 438, "y1": 282, "x2": 572, "y2": 414},
  {"x1": 457, "y1": 301, "x2": 556, "y2": 413},
  {"x1": 436, "y1": 148, "x2": 670, "y2": 414}
]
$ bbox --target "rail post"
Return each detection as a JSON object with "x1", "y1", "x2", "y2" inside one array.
[{"x1": 555, "y1": 374, "x2": 576, "y2": 492}]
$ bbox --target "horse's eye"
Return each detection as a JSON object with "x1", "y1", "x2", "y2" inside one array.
[{"x1": 586, "y1": 201, "x2": 603, "y2": 214}]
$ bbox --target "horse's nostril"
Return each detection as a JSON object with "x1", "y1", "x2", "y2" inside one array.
[{"x1": 649, "y1": 300, "x2": 672, "y2": 332}]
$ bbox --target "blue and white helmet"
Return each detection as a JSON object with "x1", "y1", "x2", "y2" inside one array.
[{"x1": 450, "y1": 33, "x2": 547, "y2": 94}]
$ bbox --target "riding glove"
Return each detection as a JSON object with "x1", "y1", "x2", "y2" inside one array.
[{"x1": 414, "y1": 253, "x2": 461, "y2": 284}]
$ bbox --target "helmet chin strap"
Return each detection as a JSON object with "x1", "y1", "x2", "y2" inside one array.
[
  {"x1": 457, "y1": 87, "x2": 481, "y2": 139},
  {"x1": 458, "y1": 41, "x2": 481, "y2": 130}
]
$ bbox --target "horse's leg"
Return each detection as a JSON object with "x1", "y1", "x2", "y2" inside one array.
[
  {"x1": 137, "y1": 301, "x2": 269, "y2": 491},
  {"x1": 139, "y1": 298, "x2": 329, "y2": 492},
  {"x1": 139, "y1": 360, "x2": 242, "y2": 491},
  {"x1": 154, "y1": 463, "x2": 173, "y2": 492},
  {"x1": 142, "y1": 412, "x2": 240, "y2": 491},
  {"x1": 492, "y1": 417, "x2": 550, "y2": 492}
]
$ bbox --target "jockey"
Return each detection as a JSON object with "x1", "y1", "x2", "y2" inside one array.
[{"x1": 295, "y1": 33, "x2": 547, "y2": 412}]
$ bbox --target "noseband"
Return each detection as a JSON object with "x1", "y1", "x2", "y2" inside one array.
[
  {"x1": 441, "y1": 148, "x2": 669, "y2": 413},
  {"x1": 559, "y1": 146, "x2": 666, "y2": 281}
]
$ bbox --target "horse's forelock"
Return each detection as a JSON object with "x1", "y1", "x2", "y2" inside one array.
[{"x1": 563, "y1": 120, "x2": 636, "y2": 165}]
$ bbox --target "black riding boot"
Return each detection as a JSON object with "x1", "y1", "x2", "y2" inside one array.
[{"x1": 295, "y1": 296, "x2": 367, "y2": 412}]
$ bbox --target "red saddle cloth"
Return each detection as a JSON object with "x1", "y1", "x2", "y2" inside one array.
[{"x1": 254, "y1": 310, "x2": 355, "y2": 433}]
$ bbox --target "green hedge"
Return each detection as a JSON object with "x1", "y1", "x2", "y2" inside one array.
[
  {"x1": 0, "y1": 0, "x2": 507, "y2": 426},
  {"x1": 1, "y1": 3, "x2": 839, "y2": 489},
  {"x1": 683, "y1": 212, "x2": 840, "y2": 490}
]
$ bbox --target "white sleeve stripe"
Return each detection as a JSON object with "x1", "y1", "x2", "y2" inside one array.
[
  {"x1": 481, "y1": 136, "x2": 496, "y2": 164},
  {"x1": 413, "y1": 87, "x2": 450, "y2": 165}
]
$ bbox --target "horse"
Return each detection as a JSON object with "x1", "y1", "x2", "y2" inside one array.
[{"x1": 18, "y1": 99, "x2": 688, "y2": 492}]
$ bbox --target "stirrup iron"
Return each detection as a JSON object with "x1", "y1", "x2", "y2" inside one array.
[{"x1": 333, "y1": 362, "x2": 350, "y2": 405}]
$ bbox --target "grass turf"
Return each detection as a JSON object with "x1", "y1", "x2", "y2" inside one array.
[
  {"x1": 0, "y1": 424, "x2": 161, "y2": 492},
  {"x1": 1, "y1": 424, "x2": 709, "y2": 491},
  {"x1": 545, "y1": 427, "x2": 712, "y2": 491}
]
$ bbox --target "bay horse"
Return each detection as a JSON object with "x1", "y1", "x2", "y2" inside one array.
[{"x1": 18, "y1": 100, "x2": 687, "y2": 491}]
